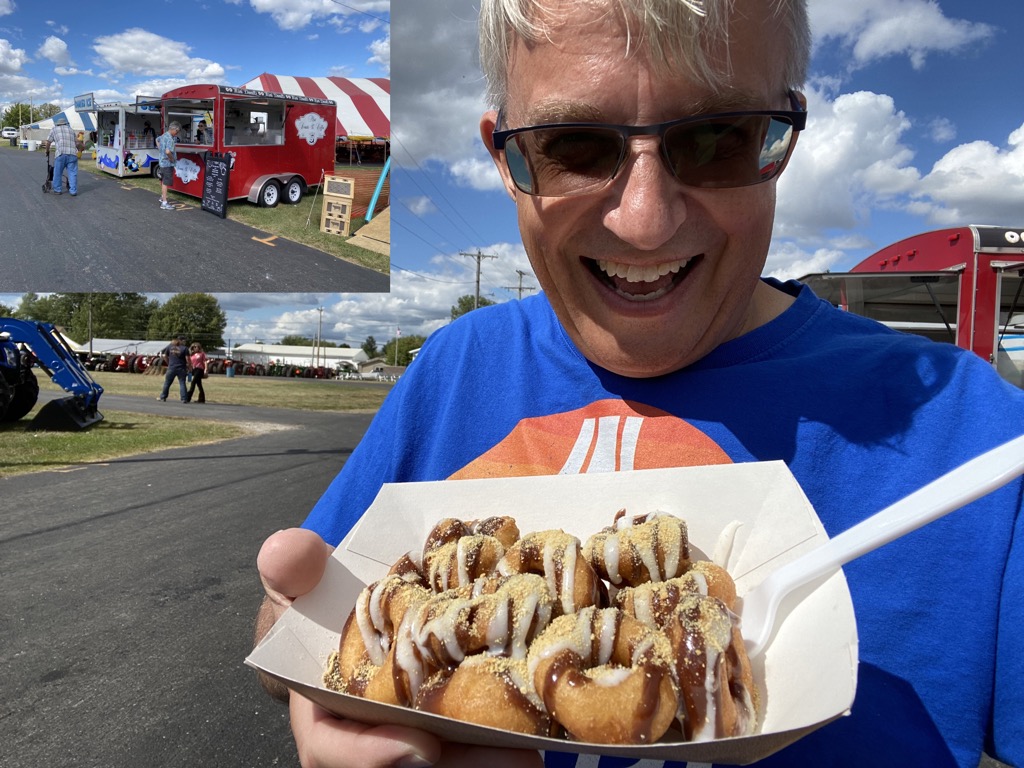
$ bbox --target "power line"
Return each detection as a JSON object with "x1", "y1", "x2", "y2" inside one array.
[
  {"x1": 503, "y1": 269, "x2": 537, "y2": 300},
  {"x1": 460, "y1": 250, "x2": 498, "y2": 309},
  {"x1": 325, "y1": 0, "x2": 389, "y2": 24}
]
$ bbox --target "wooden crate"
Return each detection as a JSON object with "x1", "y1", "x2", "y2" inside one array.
[
  {"x1": 320, "y1": 215, "x2": 351, "y2": 237},
  {"x1": 323, "y1": 175, "x2": 356, "y2": 199},
  {"x1": 323, "y1": 197, "x2": 353, "y2": 219}
]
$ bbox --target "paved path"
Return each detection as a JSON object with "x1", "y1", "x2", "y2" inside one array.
[
  {"x1": 1, "y1": 395, "x2": 375, "y2": 767},
  {"x1": 0, "y1": 146, "x2": 390, "y2": 293}
]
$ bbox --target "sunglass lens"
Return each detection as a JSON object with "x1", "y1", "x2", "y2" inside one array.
[
  {"x1": 664, "y1": 115, "x2": 792, "y2": 188},
  {"x1": 508, "y1": 127, "x2": 624, "y2": 196}
]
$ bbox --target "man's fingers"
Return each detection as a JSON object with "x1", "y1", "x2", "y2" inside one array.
[
  {"x1": 292, "y1": 695, "x2": 443, "y2": 768},
  {"x1": 258, "y1": 528, "x2": 333, "y2": 607}
]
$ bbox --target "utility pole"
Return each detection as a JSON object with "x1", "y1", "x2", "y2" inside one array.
[
  {"x1": 503, "y1": 269, "x2": 537, "y2": 300},
  {"x1": 314, "y1": 306, "x2": 324, "y2": 367},
  {"x1": 459, "y1": 249, "x2": 498, "y2": 309}
]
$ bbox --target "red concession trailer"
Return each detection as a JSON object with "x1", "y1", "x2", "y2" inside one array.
[
  {"x1": 802, "y1": 225, "x2": 1024, "y2": 387},
  {"x1": 159, "y1": 84, "x2": 336, "y2": 206}
]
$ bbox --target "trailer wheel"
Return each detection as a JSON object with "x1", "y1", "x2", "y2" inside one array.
[
  {"x1": 150, "y1": 163, "x2": 159, "y2": 178},
  {"x1": 258, "y1": 180, "x2": 281, "y2": 208},
  {"x1": 3, "y1": 369, "x2": 39, "y2": 422},
  {"x1": 284, "y1": 178, "x2": 304, "y2": 204}
]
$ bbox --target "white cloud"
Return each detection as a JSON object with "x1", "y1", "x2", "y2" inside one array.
[
  {"x1": 0, "y1": 39, "x2": 29, "y2": 74},
  {"x1": 405, "y1": 196, "x2": 438, "y2": 216},
  {"x1": 246, "y1": 0, "x2": 389, "y2": 32},
  {"x1": 809, "y1": 0, "x2": 995, "y2": 70},
  {"x1": 909, "y1": 124, "x2": 1024, "y2": 226},
  {"x1": 368, "y1": 29, "x2": 390, "y2": 73},
  {"x1": 764, "y1": 241, "x2": 847, "y2": 281},
  {"x1": 0, "y1": 0, "x2": 14, "y2": 16},
  {"x1": 775, "y1": 88, "x2": 919, "y2": 239},
  {"x1": 928, "y1": 117, "x2": 956, "y2": 143},
  {"x1": 38, "y1": 36, "x2": 71, "y2": 67},
  {"x1": 92, "y1": 29, "x2": 226, "y2": 81}
]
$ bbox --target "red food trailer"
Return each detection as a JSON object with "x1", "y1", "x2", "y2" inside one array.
[
  {"x1": 159, "y1": 84, "x2": 336, "y2": 207},
  {"x1": 801, "y1": 225, "x2": 1024, "y2": 387}
]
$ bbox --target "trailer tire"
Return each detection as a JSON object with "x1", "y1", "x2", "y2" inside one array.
[
  {"x1": 258, "y1": 180, "x2": 281, "y2": 208},
  {"x1": 3, "y1": 369, "x2": 39, "y2": 422},
  {"x1": 284, "y1": 177, "x2": 304, "y2": 204}
]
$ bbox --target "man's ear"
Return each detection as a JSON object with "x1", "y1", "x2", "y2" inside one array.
[{"x1": 480, "y1": 110, "x2": 518, "y2": 200}]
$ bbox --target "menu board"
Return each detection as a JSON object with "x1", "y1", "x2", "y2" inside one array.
[{"x1": 201, "y1": 153, "x2": 230, "y2": 218}]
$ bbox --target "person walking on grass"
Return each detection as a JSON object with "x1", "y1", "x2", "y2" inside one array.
[
  {"x1": 157, "y1": 121, "x2": 181, "y2": 210},
  {"x1": 185, "y1": 342, "x2": 207, "y2": 404},
  {"x1": 158, "y1": 334, "x2": 190, "y2": 403}
]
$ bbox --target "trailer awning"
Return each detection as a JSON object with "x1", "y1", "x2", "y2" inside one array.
[{"x1": 239, "y1": 73, "x2": 390, "y2": 140}]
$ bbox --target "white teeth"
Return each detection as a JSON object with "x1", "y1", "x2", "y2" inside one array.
[{"x1": 596, "y1": 258, "x2": 687, "y2": 283}]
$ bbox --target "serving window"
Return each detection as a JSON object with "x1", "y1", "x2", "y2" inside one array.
[
  {"x1": 224, "y1": 98, "x2": 286, "y2": 146},
  {"x1": 164, "y1": 98, "x2": 215, "y2": 146}
]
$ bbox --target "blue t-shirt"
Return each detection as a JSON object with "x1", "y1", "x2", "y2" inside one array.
[{"x1": 304, "y1": 280, "x2": 1024, "y2": 768}]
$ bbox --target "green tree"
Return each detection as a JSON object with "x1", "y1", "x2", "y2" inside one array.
[
  {"x1": 361, "y1": 336, "x2": 378, "y2": 358},
  {"x1": 381, "y1": 334, "x2": 426, "y2": 367},
  {"x1": 451, "y1": 294, "x2": 496, "y2": 321},
  {"x1": 0, "y1": 301, "x2": 16, "y2": 317},
  {"x1": 279, "y1": 335, "x2": 337, "y2": 347},
  {"x1": 1, "y1": 102, "x2": 60, "y2": 128},
  {"x1": 147, "y1": 293, "x2": 226, "y2": 347},
  {"x1": 12, "y1": 293, "x2": 157, "y2": 342}
]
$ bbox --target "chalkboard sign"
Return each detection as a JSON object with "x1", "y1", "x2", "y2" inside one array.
[{"x1": 201, "y1": 152, "x2": 230, "y2": 218}]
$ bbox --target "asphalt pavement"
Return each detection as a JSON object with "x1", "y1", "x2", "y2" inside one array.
[
  {"x1": 0, "y1": 146, "x2": 390, "y2": 292},
  {"x1": 1, "y1": 392, "x2": 376, "y2": 768}
]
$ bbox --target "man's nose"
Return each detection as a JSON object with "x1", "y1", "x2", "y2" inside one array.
[{"x1": 601, "y1": 139, "x2": 688, "y2": 250}]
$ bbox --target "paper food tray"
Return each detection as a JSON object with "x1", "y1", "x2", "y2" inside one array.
[{"x1": 247, "y1": 461, "x2": 858, "y2": 764}]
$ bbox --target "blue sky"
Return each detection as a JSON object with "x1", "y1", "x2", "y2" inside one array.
[{"x1": 4, "y1": 0, "x2": 1024, "y2": 350}]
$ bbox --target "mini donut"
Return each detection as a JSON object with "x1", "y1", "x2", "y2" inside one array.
[
  {"x1": 423, "y1": 534, "x2": 506, "y2": 592},
  {"x1": 527, "y1": 606, "x2": 678, "y2": 744},
  {"x1": 352, "y1": 574, "x2": 432, "y2": 667},
  {"x1": 498, "y1": 530, "x2": 604, "y2": 615},
  {"x1": 467, "y1": 516, "x2": 521, "y2": 549},
  {"x1": 665, "y1": 594, "x2": 758, "y2": 741},
  {"x1": 409, "y1": 573, "x2": 555, "y2": 667},
  {"x1": 583, "y1": 510, "x2": 690, "y2": 587},
  {"x1": 615, "y1": 560, "x2": 739, "y2": 627},
  {"x1": 414, "y1": 656, "x2": 555, "y2": 736}
]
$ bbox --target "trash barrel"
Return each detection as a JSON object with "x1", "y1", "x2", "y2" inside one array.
[
  {"x1": 8, "y1": 137, "x2": 15, "y2": 147},
  {"x1": 225, "y1": 365, "x2": 235, "y2": 378}
]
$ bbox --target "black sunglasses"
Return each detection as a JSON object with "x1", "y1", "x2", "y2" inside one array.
[{"x1": 492, "y1": 90, "x2": 806, "y2": 197}]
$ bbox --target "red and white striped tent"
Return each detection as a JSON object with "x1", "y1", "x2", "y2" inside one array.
[{"x1": 240, "y1": 73, "x2": 390, "y2": 140}]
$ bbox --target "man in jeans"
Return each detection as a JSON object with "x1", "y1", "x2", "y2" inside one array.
[
  {"x1": 158, "y1": 334, "x2": 191, "y2": 402},
  {"x1": 157, "y1": 121, "x2": 181, "y2": 210},
  {"x1": 43, "y1": 115, "x2": 80, "y2": 196}
]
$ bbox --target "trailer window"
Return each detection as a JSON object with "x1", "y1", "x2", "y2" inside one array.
[
  {"x1": 164, "y1": 99, "x2": 214, "y2": 146},
  {"x1": 224, "y1": 99, "x2": 286, "y2": 146}
]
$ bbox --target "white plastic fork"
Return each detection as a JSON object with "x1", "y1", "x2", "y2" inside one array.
[{"x1": 741, "y1": 433, "x2": 1024, "y2": 658}]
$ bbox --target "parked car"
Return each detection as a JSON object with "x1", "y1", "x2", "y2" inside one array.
[{"x1": 2, "y1": 127, "x2": 19, "y2": 139}]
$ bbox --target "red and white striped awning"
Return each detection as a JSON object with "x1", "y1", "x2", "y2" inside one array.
[{"x1": 240, "y1": 73, "x2": 390, "y2": 140}]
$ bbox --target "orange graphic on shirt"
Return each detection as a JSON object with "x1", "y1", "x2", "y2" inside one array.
[{"x1": 449, "y1": 399, "x2": 731, "y2": 480}]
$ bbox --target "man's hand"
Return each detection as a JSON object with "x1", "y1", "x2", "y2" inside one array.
[{"x1": 254, "y1": 528, "x2": 544, "y2": 768}]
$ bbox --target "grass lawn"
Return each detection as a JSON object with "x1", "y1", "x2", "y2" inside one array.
[
  {"x1": 46, "y1": 370, "x2": 393, "y2": 412},
  {"x1": 78, "y1": 156, "x2": 389, "y2": 274},
  {"x1": 0, "y1": 409, "x2": 252, "y2": 478},
  {"x1": 0, "y1": 372, "x2": 390, "y2": 478}
]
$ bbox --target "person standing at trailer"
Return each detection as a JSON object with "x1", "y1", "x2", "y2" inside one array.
[
  {"x1": 43, "y1": 115, "x2": 80, "y2": 196},
  {"x1": 185, "y1": 342, "x2": 207, "y2": 404},
  {"x1": 157, "y1": 121, "x2": 181, "y2": 211}
]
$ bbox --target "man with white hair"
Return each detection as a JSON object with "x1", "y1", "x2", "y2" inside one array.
[
  {"x1": 253, "y1": 1, "x2": 1024, "y2": 766},
  {"x1": 43, "y1": 114, "x2": 80, "y2": 196}
]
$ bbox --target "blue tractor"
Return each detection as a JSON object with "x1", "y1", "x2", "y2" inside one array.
[{"x1": 0, "y1": 318, "x2": 104, "y2": 430}]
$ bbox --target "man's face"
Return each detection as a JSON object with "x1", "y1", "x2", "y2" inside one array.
[{"x1": 483, "y1": 0, "x2": 797, "y2": 377}]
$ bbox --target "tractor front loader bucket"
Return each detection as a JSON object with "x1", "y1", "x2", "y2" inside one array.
[{"x1": 28, "y1": 396, "x2": 104, "y2": 431}]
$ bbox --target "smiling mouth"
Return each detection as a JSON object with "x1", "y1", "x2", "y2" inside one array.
[{"x1": 589, "y1": 256, "x2": 699, "y2": 301}]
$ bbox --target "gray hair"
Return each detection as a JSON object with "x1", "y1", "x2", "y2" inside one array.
[
  {"x1": 479, "y1": 0, "x2": 810, "y2": 110},
  {"x1": 168, "y1": 121, "x2": 182, "y2": 131}
]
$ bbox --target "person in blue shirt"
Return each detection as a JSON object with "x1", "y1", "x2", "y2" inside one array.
[{"x1": 253, "y1": 1, "x2": 1024, "y2": 767}]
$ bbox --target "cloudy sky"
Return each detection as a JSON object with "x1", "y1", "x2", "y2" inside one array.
[{"x1": 3, "y1": 0, "x2": 1023, "y2": 349}]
